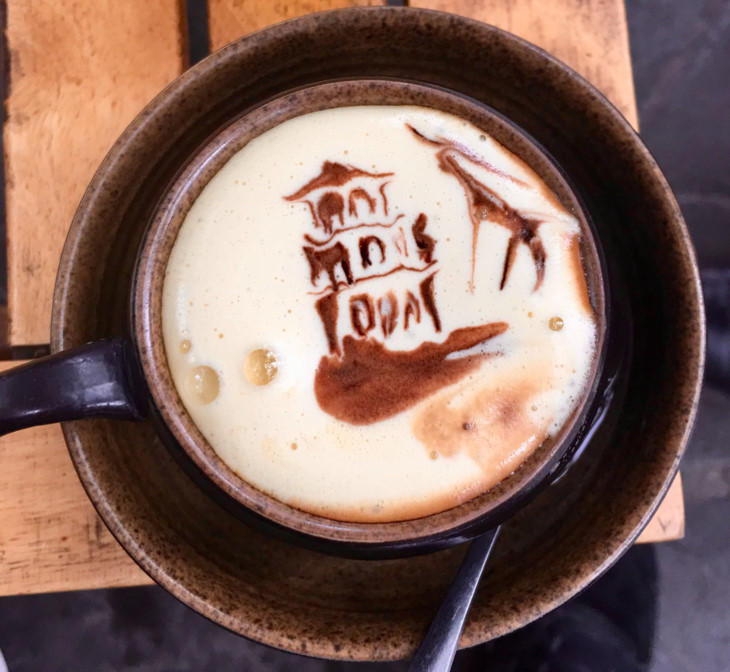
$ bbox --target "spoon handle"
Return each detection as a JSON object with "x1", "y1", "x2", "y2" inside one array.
[{"x1": 408, "y1": 526, "x2": 501, "y2": 672}]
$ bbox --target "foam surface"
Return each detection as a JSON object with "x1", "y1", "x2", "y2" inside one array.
[{"x1": 162, "y1": 106, "x2": 597, "y2": 522}]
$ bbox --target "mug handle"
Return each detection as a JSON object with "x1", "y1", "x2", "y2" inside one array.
[{"x1": 0, "y1": 338, "x2": 147, "y2": 436}]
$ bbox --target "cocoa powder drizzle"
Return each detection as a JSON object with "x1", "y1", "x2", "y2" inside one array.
[
  {"x1": 285, "y1": 161, "x2": 394, "y2": 199},
  {"x1": 285, "y1": 161, "x2": 393, "y2": 233},
  {"x1": 412, "y1": 213, "x2": 436, "y2": 263},
  {"x1": 350, "y1": 294, "x2": 376, "y2": 336},
  {"x1": 419, "y1": 272, "x2": 441, "y2": 332},
  {"x1": 316, "y1": 192, "x2": 346, "y2": 234},
  {"x1": 359, "y1": 235, "x2": 386, "y2": 268},
  {"x1": 315, "y1": 292, "x2": 340, "y2": 356},
  {"x1": 314, "y1": 323, "x2": 508, "y2": 425},
  {"x1": 306, "y1": 261, "x2": 436, "y2": 296},
  {"x1": 303, "y1": 215, "x2": 404, "y2": 246},
  {"x1": 378, "y1": 182, "x2": 390, "y2": 216},
  {"x1": 404, "y1": 291, "x2": 421, "y2": 329},
  {"x1": 408, "y1": 125, "x2": 546, "y2": 292},
  {"x1": 348, "y1": 187, "x2": 376, "y2": 217},
  {"x1": 378, "y1": 291, "x2": 399, "y2": 337},
  {"x1": 303, "y1": 241, "x2": 354, "y2": 289},
  {"x1": 288, "y1": 155, "x2": 515, "y2": 426}
]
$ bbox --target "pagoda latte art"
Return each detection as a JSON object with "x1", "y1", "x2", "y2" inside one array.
[{"x1": 161, "y1": 105, "x2": 598, "y2": 522}]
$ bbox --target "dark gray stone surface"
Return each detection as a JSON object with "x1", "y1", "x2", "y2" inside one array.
[
  {"x1": 649, "y1": 387, "x2": 730, "y2": 672},
  {"x1": 0, "y1": 0, "x2": 728, "y2": 669},
  {"x1": 627, "y1": 2, "x2": 730, "y2": 670},
  {"x1": 629, "y1": 0, "x2": 730, "y2": 269}
]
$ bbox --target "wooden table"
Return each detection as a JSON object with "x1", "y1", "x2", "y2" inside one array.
[{"x1": 0, "y1": 0, "x2": 684, "y2": 597}]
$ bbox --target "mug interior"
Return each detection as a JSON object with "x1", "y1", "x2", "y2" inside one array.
[{"x1": 134, "y1": 79, "x2": 607, "y2": 554}]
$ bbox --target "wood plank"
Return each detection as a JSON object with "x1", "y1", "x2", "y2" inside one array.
[
  {"x1": 208, "y1": 0, "x2": 387, "y2": 51},
  {"x1": 410, "y1": 0, "x2": 639, "y2": 128},
  {"x1": 637, "y1": 473, "x2": 685, "y2": 543},
  {"x1": 0, "y1": 423, "x2": 150, "y2": 597},
  {"x1": 4, "y1": 0, "x2": 187, "y2": 345}
]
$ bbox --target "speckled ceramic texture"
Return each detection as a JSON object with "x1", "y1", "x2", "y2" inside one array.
[
  {"x1": 134, "y1": 79, "x2": 607, "y2": 554},
  {"x1": 51, "y1": 7, "x2": 704, "y2": 661}
]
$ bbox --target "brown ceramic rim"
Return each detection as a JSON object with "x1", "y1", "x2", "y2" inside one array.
[
  {"x1": 135, "y1": 79, "x2": 607, "y2": 545},
  {"x1": 50, "y1": 8, "x2": 705, "y2": 660}
]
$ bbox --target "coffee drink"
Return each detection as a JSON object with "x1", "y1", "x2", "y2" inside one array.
[{"x1": 161, "y1": 105, "x2": 598, "y2": 522}]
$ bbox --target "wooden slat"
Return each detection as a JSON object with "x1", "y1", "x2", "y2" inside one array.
[
  {"x1": 208, "y1": 0, "x2": 387, "y2": 51},
  {"x1": 410, "y1": 0, "x2": 639, "y2": 129},
  {"x1": 637, "y1": 473, "x2": 685, "y2": 543},
  {"x1": 0, "y1": 419, "x2": 150, "y2": 596},
  {"x1": 4, "y1": 0, "x2": 187, "y2": 345}
]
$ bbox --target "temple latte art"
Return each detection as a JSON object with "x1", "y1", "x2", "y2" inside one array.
[{"x1": 162, "y1": 106, "x2": 598, "y2": 522}]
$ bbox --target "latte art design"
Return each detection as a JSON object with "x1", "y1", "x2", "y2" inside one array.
[
  {"x1": 287, "y1": 157, "x2": 508, "y2": 424},
  {"x1": 408, "y1": 125, "x2": 547, "y2": 292},
  {"x1": 162, "y1": 106, "x2": 598, "y2": 522}
]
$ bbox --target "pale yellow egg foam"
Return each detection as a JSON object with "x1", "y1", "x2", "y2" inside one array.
[{"x1": 162, "y1": 105, "x2": 598, "y2": 522}]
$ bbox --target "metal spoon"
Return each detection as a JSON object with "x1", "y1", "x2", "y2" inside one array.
[{"x1": 408, "y1": 526, "x2": 501, "y2": 672}]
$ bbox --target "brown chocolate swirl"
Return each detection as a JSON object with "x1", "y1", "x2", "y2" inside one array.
[
  {"x1": 408, "y1": 125, "x2": 546, "y2": 292},
  {"x1": 285, "y1": 150, "x2": 526, "y2": 426},
  {"x1": 314, "y1": 323, "x2": 508, "y2": 425}
]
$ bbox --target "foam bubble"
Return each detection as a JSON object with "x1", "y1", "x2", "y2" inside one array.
[
  {"x1": 244, "y1": 348, "x2": 278, "y2": 386},
  {"x1": 184, "y1": 366, "x2": 220, "y2": 404}
]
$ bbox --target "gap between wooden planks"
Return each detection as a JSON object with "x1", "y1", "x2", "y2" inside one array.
[{"x1": 0, "y1": 0, "x2": 682, "y2": 596}]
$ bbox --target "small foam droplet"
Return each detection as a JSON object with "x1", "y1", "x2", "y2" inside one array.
[
  {"x1": 549, "y1": 316, "x2": 564, "y2": 331},
  {"x1": 429, "y1": 451, "x2": 439, "y2": 460},
  {"x1": 180, "y1": 339, "x2": 191, "y2": 353},
  {"x1": 184, "y1": 366, "x2": 220, "y2": 404},
  {"x1": 244, "y1": 348, "x2": 278, "y2": 386}
]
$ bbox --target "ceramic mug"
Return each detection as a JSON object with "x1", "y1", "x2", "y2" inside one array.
[
  {"x1": 0, "y1": 8, "x2": 704, "y2": 659},
  {"x1": 0, "y1": 77, "x2": 608, "y2": 558}
]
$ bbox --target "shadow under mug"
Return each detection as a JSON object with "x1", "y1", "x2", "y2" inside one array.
[{"x1": 0, "y1": 79, "x2": 608, "y2": 559}]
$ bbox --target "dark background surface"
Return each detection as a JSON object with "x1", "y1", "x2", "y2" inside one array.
[{"x1": 0, "y1": 0, "x2": 729, "y2": 670}]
